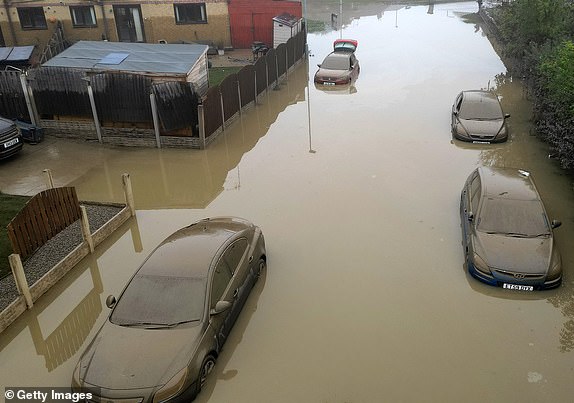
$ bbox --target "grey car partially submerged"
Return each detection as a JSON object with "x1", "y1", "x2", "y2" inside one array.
[
  {"x1": 72, "y1": 217, "x2": 266, "y2": 402},
  {"x1": 452, "y1": 90, "x2": 510, "y2": 143},
  {"x1": 460, "y1": 167, "x2": 562, "y2": 290}
]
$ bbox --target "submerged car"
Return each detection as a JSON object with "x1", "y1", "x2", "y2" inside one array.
[
  {"x1": 0, "y1": 116, "x2": 23, "y2": 160},
  {"x1": 314, "y1": 39, "x2": 360, "y2": 86},
  {"x1": 72, "y1": 217, "x2": 266, "y2": 401},
  {"x1": 460, "y1": 167, "x2": 562, "y2": 290},
  {"x1": 451, "y1": 90, "x2": 510, "y2": 143}
]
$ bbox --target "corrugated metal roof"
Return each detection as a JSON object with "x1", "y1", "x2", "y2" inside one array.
[
  {"x1": 43, "y1": 41, "x2": 208, "y2": 75},
  {"x1": 0, "y1": 46, "x2": 35, "y2": 62}
]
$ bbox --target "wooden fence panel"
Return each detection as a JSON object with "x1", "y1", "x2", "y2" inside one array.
[
  {"x1": 0, "y1": 71, "x2": 29, "y2": 121},
  {"x1": 7, "y1": 187, "x2": 81, "y2": 259},
  {"x1": 92, "y1": 73, "x2": 152, "y2": 123},
  {"x1": 29, "y1": 67, "x2": 92, "y2": 117},
  {"x1": 152, "y1": 82, "x2": 199, "y2": 134},
  {"x1": 266, "y1": 49, "x2": 278, "y2": 85},
  {"x1": 220, "y1": 73, "x2": 239, "y2": 121},
  {"x1": 254, "y1": 58, "x2": 267, "y2": 95},
  {"x1": 238, "y1": 65, "x2": 255, "y2": 107},
  {"x1": 202, "y1": 86, "x2": 223, "y2": 138},
  {"x1": 276, "y1": 44, "x2": 287, "y2": 77}
]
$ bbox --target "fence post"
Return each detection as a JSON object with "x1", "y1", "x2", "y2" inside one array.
[
  {"x1": 254, "y1": 68, "x2": 258, "y2": 104},
  {"x1": 43, "y1": 169, "x2": 55, "y2": 189},
  {"x1": 149, "y1": 92, "x2": 162, "y2": 148},
  {"x1": 219, "y1": 90, "x2": 226, "y2": 132},
  {"x1": 80, "y1": 205, "x2": 94, "y2": 253},
  {"x1": 237, "y1": 80, "x2": 242, "y2": 116},
  {"x1": 9, "y1": 254, "x2": 33, "y2": 308},
  {"x1": 86, "y1": 82, "x2": 103, "y2": 144},
  {"x1": 198, "y1": 104, "x2": 206, "y2": 149},
  {"x1": 122, "y1": 173, "x2": 136, "y2": 216},
  {"x1": 20, "y1": 72, "x2": 38, "y2": 126}
]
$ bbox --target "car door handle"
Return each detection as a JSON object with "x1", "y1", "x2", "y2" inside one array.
[{"x1": 233, "y1": 289, "x2": 238, "y2": 299}]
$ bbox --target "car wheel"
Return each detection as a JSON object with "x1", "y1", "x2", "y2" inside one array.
[
  {"x1": 196, "y1": 354, "x2": 216, "y2": 396},
  {"x1": 256, "y1": 258, "x2": 266, "y2": 281}
]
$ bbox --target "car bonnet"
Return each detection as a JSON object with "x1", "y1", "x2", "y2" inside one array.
[
  {"x1": 80, "y1": 321, "x2": 202, "y2": 390},
  {"x1": 459, "y1": 119, "x2": 503, "y2": 136},
  {"x1": 474, "y1": 232, "x2": 552, "y2": 274}
]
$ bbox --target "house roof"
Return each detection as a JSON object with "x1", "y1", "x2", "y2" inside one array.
[{"x1": 43, "y1": 41, "x2": 208, "y2": 75}]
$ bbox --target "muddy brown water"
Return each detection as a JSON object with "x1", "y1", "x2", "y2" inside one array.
[{"x1": 1, "y1": 2, "x2": 574, "y2": 402}]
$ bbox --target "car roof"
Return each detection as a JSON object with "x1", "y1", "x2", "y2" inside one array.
[
  {"x1": 462, "y1": 90, "x2": 499, "y2": 104},
  {"x1": 137, "y1": 217, "x2": 252, "y2": 279},
  {"x1": 325, "y1": 51, "x2": 352, "y2": 61},
  {"x1": 478, "y1": 167, "x2": 540, "y2": 201}
]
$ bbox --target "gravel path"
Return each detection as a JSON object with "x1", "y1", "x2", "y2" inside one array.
[{"x1": 0, "y1": 204, "x2": 123, "y2": 312}]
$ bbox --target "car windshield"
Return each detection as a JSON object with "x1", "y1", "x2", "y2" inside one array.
[
  {"x1": 111, "y1": 275, "x2": 206, "y2": 326},
  {"x1": 477, "y1": 198, "x2": 550, "y2": 237},
  {"x1": 321, "y1": 55, "x2": 349, "y2": 70},
  {"x1": 459, "y1": 97, "x2": 502, "y2": 120}
]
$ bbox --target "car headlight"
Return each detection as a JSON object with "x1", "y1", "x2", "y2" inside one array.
[
  {"x1": 472, "y1": 253, "x2": 491, "y2": 274},
  {"x1": 495, "y1": 125, "x2": 507, "y2": 139},
  {"x1": 153, "y1": 367, "x2": 189, "y2": 403},
  {"x1": 546, "y1": 248, "x2": 562, "y2": 281},
  {"x1": 455, "y1": 122, "x2": 468, "y2": 136}
]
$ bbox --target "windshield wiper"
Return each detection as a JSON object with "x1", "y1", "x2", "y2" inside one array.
[{"x1": 504, "y1": 232, "x2": 530, "y2": 238}]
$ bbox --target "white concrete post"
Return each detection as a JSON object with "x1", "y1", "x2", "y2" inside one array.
[
  {"x1": 149, "y1": 93, "x2": 162, "y2": 148},
  {"x1": 43, "y1": 169, "x2": 55, "y2": 189},
  {"x1": 122, "y1": 173, "x2": 136, "y2": 216},
  {"x1": 237, "y1": 80, "x2": 242, "y2": 116},
  {"x1": 86, "y1": 83, "x2": 103, "y2": 144},
  {"x1": 80, "y1": 205, "x2": 94, "y2": 253},
  {"x1": 20, "y1": 73, "x2": 38, "y2": 126},
  {"x1": 220, "y1": 91, "x2": 226, "y2": 131},
  {"x1": 198, "y1": 104, "x2": 206, "y2": 149},
  {"x1": 9, "y1": 254, "x2": 33, "y2": 308}
]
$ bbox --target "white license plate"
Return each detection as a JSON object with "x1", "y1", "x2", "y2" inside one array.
[
  {"x1": 503, "y1": 283, "x2": 533, "y2": 291},
  {"x1": 472, "y1": 140, "x2": 491, "y2": 144},
  {"x1": 323, "y1": 82, "x2": 335, "y2": 86},
  {"x1": 3, "y1": 138, "x2": 19, "y2": 148}
]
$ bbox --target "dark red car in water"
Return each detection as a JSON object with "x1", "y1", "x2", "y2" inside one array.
[{"x1": 314, "y1": 39, "x2": 360, "y2": 86}]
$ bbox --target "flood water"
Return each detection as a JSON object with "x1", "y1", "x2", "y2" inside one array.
[{"x1": 1, "y1": 2, "x2": 574, "y2": 402}]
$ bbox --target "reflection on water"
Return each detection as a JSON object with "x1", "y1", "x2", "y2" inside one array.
[
  {"x1": 69, "y1": 66, "x2": 308, "y2": 209},
  {"x1": 0, "y1": 217, "x2": 139, "y2": 374}
]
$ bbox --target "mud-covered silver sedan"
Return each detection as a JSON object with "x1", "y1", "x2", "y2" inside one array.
[
  {"x1": 460, "y1": 167, "x2": 562, "y2": 290},
  {"x1": 451, "y1": 90, "x2": 510, "y2": 143},
  {"x1": 72, "y1": 217, "x2": 266, "y2": 402}
]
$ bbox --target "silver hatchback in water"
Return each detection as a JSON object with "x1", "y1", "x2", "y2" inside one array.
[{"x1": 72, "y1": 217, "x2": 266, "y2": 402}]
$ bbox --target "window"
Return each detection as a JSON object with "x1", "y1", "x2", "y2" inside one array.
[
  {"x1": 210, "y1": 259, "x2": 232, "y2": 308},
  {"x1": 174, "y1": 3, "x2": 207, "y2": 24},
  {"x1": 17, "y1": 7, "x2": 47, "y2": 30},
  {"x1": 223, "y1": 239, "x2": 248, "y2": 274},
  {"x1": 70, "y1": 6, "x2": 97, "y2": 28}
]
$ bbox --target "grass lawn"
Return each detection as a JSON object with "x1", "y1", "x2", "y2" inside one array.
[
  {"x1": 209, "y1": 66, "x2": 243, "y2": 87},
  {"x1": 0, "y1": 192, "x2": 30, "y2": 279}
]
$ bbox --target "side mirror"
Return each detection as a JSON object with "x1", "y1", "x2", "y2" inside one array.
[
  {"x1": 210, "y1": 300, "x2": 231, "y2": 315},
  {"x1": 317, "y1": 64, "x2": 321, "y2": 68},
  {"x1": 105, "y1": 295, "x2": 116, "y2": 309},
  {"x1": 467, "y1": 212, "x2": 474, "y2": 222},
  {"x1": 551, "y1": 220, "x2": 562, "y2": 229},
  {"x1": 504, "y1": 113, "x2": 511, "y2": 119},
  {"x1": 453, "y1": 110, "x2": 458, "y2": 116}
]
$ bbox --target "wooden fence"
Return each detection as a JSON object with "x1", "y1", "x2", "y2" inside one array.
[
  {"x1": 7, "y1": 187, "x2": 81, "y2": 260},
  {"x1": 0, "y1": 29, "x2": 307, "y2": 148}
]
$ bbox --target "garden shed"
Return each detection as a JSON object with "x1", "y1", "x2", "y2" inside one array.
[
  {"x1": 42, "y1": 41, "x2": 210, "y2": 96},
  {"x1": 273, "y1": 14, "x2": 303, "y2": 48}
]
